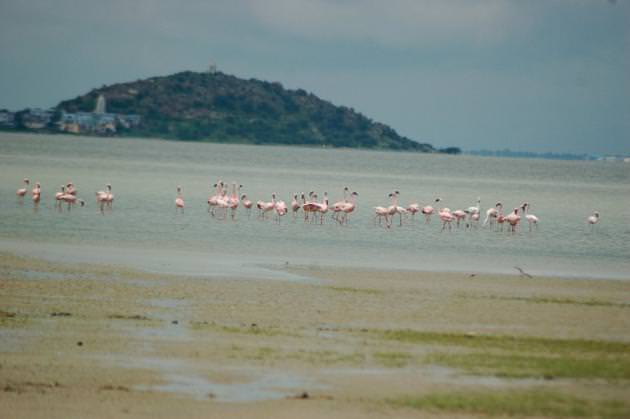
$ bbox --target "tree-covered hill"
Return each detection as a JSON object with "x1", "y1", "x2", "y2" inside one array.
[{"x1": 57, "y1": 71, "x2": 435, "y2": 152}]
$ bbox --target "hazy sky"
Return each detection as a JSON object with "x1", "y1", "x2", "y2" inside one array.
[{"x1": 1, "y1": 0, "x2": 628, "y2": 154}]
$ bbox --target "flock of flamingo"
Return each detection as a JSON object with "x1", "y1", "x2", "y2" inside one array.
[{"x1": 15, "y1": 178, "x2": 601, "y2": 232}]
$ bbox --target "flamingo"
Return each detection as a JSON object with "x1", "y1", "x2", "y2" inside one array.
[
  {"x1": 274, "y1": 195, "x2": 288, "y2": 222},
  {"x1": 96, "y1": 184, "x2": 108, "y2": 202},
  {"x1": 227, "y1": 183, "x2": 242, "y2": 220},
  {"x1": 175, "y1": 186, "x2": 185, "y2": 213},
  {"x1": 439, "y1": 205, "x2": 455, "y2": 232},
  {"x1": 587, "y1": 211, "x2": 600, "y2": 230},
  {"x1": 421, "y1": 198, "x2": 441, "y2": 224},
  {"x1": 241, "y1": 194, "x2": 253, "y2": 217},
  {"x1": 465, "y1": 197, "x2": 481, "y2": 228},
  {"x1": 302, "y1": 192, "x2": 320, "y2": 222},
  {"x1": 31, "y1": 182, "x2": 41, "y2": 207},
  {"x1": 55, "y1": 185, "x2": 66, "y2": 209},
  {"x1": 470, "y1": 212, "x2": 480, "y2": 228},
  {"x1": 388, "y1": 191, "x2": 407, "y2": 226},
  {"x1": 337, "y1": 191, "x2": 358, "y2": 225},
  {"x1": 375, "y1": 193, "x2": 393, "y2": 227},
  {"x1": 483, "y1": 202, "x2": 502, "y2": 228},
  {"x1": 208, "y1": 180, "x2": 224, "y2": 215},
  {"x1": 60, "y1": 193, "x2": 85, "y2": 211},
  {"x1": 452, "y1": 209, "x2": 467, "y2": 228},
  {"x1": 215, "y1": 185, "x2": 230, "y2": 219},
  {"x1": 331, "y1": 187, "x2": 349, "y2": 222},
  {"x1": 312, "y1": 192, "x2": 329, "y2": 224},
  {"x1": 521, "y1": 202, "x2": 539, "y2": 231},
  {"x1": 374, "y1": 205, "x2": 391, "y2": 228},
  {"x1": 16, "y1": 178, "x2": 30, "y2": 199},
  {"x1": 406, "y1": 203, "x2": 420, "y2": 219},
  {"x1": 259, "y1": 194, "x2": 276, "y2": 220},
  {"x1": 66, "y1": 182, "x2": 77, "y2": 196},
  {"x1": 290, "y1": 193, "x2": 300, "y2": 219},
  {"x1": 504, "y1": 207, "x2": 521, "y2": 233},
  {"x1": 96, "y1": 184, "x2": 112, "y2": 212}
]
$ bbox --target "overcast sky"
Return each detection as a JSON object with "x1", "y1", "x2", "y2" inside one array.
[{"x1": 1, "y1": 0, "x2": 628, "y2": 154}]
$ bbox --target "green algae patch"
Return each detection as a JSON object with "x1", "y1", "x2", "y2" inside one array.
[
  {"x1": 389, "y1": 390, "x2": 630, "y2": 418},
  {"x1": 427, "y1": 352, "x2": 630, "y2": 381},
  {"x1": 374, "y1": 351, "x2": 413, "y2": 368},
  {"x1": 482, "y1": 294, "x2": 629, "y2": 308},
  {"x1": 380, "y1": 329, "x2": 630, "y2": 355},
  {"x1": 329, "y1": 286, "x2": 383, "y2": 295}
]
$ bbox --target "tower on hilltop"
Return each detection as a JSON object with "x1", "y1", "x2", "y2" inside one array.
[{"x1": 94, "y1": 94, "x2": 106, "y2": 114}]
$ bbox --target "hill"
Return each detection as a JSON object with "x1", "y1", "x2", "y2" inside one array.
[{"x1": 57, "y1": 71, "x2": 435, "y2": 152}]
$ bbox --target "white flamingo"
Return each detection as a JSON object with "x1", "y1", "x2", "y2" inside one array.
[{"x1": 521, "y1": 202, "x2": 539, "y2": 231}]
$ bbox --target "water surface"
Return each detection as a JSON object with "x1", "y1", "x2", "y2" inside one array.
[{"x1": 1, "y1": 133, "x2": 628, "y2": 279}]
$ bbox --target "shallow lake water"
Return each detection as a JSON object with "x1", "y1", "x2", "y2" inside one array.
[{"x1": 1, "y1": 132, "x2": 629, "y2": 279}]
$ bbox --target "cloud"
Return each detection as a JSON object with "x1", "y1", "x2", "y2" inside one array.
[{"x1": 246, "y1": 0, "x2": 524, "y2": 48}]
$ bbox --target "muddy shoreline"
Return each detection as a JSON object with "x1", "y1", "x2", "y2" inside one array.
[{"x1": 1, "y1": 252, "x2": 629, "y2": 418}]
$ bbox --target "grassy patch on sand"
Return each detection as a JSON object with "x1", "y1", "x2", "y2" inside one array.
[
  {"x1": 0, "y1": 310, "x2": 28, "y2": 327},
  {"x1": 190, "y1": 321, "x2": 293, "y2": 337},
  {"x1": 389, "y1": 390, "x2": 630, "y2": 418},
  {"x1": 374, "y1": 351, "x2": 413, "y2": 368},
  {"x1": 482, "y1": 295, "x2": 629, "y2": 308},
  {"x1": 380, "y1": 330, "x2": 630, "y2": 355},
  {"x1": 427, "y1": 352, "x2": 630, "y2": 380},
  {"x1": 226, "y1": 345, "x2": 366, "y2": 365},
  {"x1": 329, "y1": 286, "x2": 383, "y2": 295}
]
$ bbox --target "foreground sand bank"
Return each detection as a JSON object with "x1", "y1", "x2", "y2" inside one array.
[{"x1": 1, "y1": 252, "x2": 629, "y2": 418}]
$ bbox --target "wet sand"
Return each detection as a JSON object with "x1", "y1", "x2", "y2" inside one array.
[{"x1": 1, "y1": 252, "x2": 629, "y2": 418}]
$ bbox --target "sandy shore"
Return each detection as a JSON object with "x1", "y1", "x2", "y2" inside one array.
[{"x1": 1, "y1": 252, "x2": 629, "y2": 418}]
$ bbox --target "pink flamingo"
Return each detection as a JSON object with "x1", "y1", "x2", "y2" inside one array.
[
  {"x1": 483, "y1": 202, "x2": 502, "y2": 228},
  {"x1": 274, "y1": 195, "x2": 288, "y2": 222},
  {"x1": 16, "y1": 178, "x2": 30, "y2": 199},
  {"x1": 374, "y1": 193, "x2": 393, "y2": 227},
  {"x1": 208, "y1": 180, "x2": 224, "y2": 216},
  {"x1": 60, "y1": 193, "x2": 85, "y2": 211},
  {"x1": 31, "y1": 182, "x2": 41, "y2": 207},
  {"x1": 96, "y1": 184, "x2": 113, "y2": 212},
  {"x1": 302, "y1": 192, "x2": 320, "y2": 222},
  {"x1": 227, "y1": 183, "x2": 241, "y2": 220},
  {"x1": 337, "y1": 191, "x2": 358, "y2": 225},
  {"x1": 504, "y1": 207, "x2": 521, "y2": 233},
  {"x1": 96, "y1": 184, "x2": 108, "y2": 202},
  {"x1": 495, "y1": 204, "x2": 507, "y2": 231},
  {"x1": 215, "y1": 185, "x2": 230, "y2": 220},
  {"x1": 241, "y1": 194, "x2": 253, "y2": 217},
  {"x1": 388, "y1": 191, "x2": 407, "y2": 226},
  {"x1": 421, "y1": 198, "x2": 441, "y2": 224},
  {"x1": 66, "y1": 182, "x2": 77, "y2": 196},
  {"x1": 258, "y1": 194, "x2": 276, "y2": 220},
  {"x1": 465, "y1": 197, "x2": 481, "y2": 228},
  {"x1": 374, "y1": 206, "x2": 391, "y2": 227},
  {"x1": 470, "y1": 212, "x2": 480, "y2": 228},
  {"x1": 587, "y1": 211, "x2": 600, "y2": 230},
  {"x1": 331, "y1": 187, "x2": 349, "y2": 222},
  {"x1": 439, "y1": 205, "x2": 455, "y2": 232},
  {"x1": 55, "y1": 185, "x2": 66, "y2": 209},
  {"x1": 290, "y1": 193, "x2": 300, "y2": 219},
  {"x1": 175, "y1": 186, "x2": 185, "y2": 213},
  {"x1": 312, "y1": 192, "x2": 329, "y2": 224},
  {"x1": 406, "y1": 203, "x2": 420, "y2": 219},
  {"x1": 521, "y1": 202, "x2": 539, "y2": 231},
  {"x1": 452, "y1": 209, "x2": 467, "y2": 228}
]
